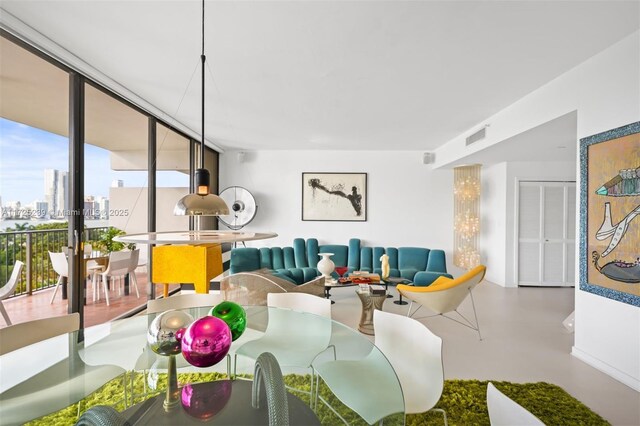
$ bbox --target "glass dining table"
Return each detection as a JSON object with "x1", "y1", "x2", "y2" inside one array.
[{"x1": 0, "y1": 306, "x2": 404, "y2": 425}]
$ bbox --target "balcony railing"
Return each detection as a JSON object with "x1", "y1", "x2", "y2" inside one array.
[{"x1": 0, "y1": 227, "x2": 108, "y2": 297}]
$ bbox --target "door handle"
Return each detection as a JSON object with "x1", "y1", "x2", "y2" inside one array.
[{"x1": 74, "y1": 230, "x2": 79, "y2": 255}]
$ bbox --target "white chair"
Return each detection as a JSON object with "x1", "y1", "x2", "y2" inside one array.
[
  {"x1": 119, "y1": 249, "x2": 140, "y2": 298},
  {"x1": 0, "y1": 313, "x2": 126, "y2": 423},
  {"x1": 487, "y1": 382, "x2": 544, "y2": 426},
  {"x1": 49, "y1": 251, "x2": 69, "y2": 304},
  {"x1": 233, "y1": 293, "x2": 332, "y2": 401},
  {"x1": 0, "y1": 261, "x2": 24, "y2": 326},
  {"x1": 147, "y1": 293, "x2": 223, "y2": 314},
  {"x1": 314, "y1": 310, "x2": 445, "y2": 424},
  {"x1": 0, "y1": 313, "x2": 80, "y2": 355},
  {"x1": 96, "y1": 250, "x2": 132, "y2": 306}
]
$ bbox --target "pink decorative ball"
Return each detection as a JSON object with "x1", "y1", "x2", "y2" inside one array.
[
  {"x1": 180, "y1": 316, "x2": 232, "y2": 367},
  {"x1": 181, "y1": 381, "x2": 232, "y2": 420}
]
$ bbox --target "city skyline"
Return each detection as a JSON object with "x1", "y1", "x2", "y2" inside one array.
[{"x1": 0, "y1": 117, "x2": 189, "y2": 203}]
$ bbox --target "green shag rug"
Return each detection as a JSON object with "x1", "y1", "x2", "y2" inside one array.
[{"x1": 26, "y1": 372, "x2": 609, "y2": 426}]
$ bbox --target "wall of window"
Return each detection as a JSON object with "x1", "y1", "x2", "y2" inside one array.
[{"x1": 0, "y1": 33, "x2": 221, "y2": 327}]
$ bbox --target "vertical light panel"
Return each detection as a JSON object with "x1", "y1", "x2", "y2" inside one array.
[{"x1": 454, "y1": 165, "x2": 481, "y2": 269}]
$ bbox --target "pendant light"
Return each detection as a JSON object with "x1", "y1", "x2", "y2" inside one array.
[{"x1": 174, "y1": 0, "x2": 229, "y2": 217}]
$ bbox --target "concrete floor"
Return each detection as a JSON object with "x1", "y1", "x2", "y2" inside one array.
[{"x1": 326, "y1": 282, "x2": 640, "y2": 426}]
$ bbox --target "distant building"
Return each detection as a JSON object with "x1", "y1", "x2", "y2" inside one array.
[
  {"x1": 44, "y1": 169, "x2": 68, "y2": 218},
  {"x1": 33, "y1": 200, "x2": 48, "y2": 218},
  {"x1": 84, "y1": 197, "x2": 99, "y2": 219},
  {"x1": 97, "y1": 196, "x2": 109, "y2": 219},
  {"x1": 111, "y1": 179, "x2": 124, "y2": 188}
]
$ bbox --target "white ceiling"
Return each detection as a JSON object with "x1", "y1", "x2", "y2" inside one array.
[
  {"x1": 1, "y1": 1, "x2": 638, "y2": 152},
  {"x1": 446, "y1": 111, "x2": 578, "y2": 168}
]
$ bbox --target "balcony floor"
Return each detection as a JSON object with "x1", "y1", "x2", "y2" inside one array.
[{"x1": 0, "y1": 272, "x2": 178, "y2": 329}]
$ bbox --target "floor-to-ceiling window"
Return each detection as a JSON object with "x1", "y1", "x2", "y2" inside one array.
[
  {"x1": 0, "y1": 34, "x2": 70, "y2": 322},
  {"x1": 83, "y1": 82, "x2": 149, "y2": 322},
  {"x1": 0, "y1": 32, "x2": 220, "y2": 328},
  {"x1": 156, "y1": 123, "x2": 190, "y2": 232}
]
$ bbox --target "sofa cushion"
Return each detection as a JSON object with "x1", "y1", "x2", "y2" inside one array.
[{"x1": 230, "y1": 248, "x2": 260, "y2": 274}]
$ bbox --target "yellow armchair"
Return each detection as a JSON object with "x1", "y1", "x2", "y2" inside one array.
[{"x1": 397, "y1": 265, "x2": 486, "y2": 339}]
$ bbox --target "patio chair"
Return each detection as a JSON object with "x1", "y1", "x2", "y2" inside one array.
[
  {"x1": 0, "y1": 261, "x2": 24, "y2": 326},
  {"x1": 49, "y1": 251, "x2": 69, "y2": 304},
  {"x1": 96, "y1": 250, "x2": 132, "y2": 306}
]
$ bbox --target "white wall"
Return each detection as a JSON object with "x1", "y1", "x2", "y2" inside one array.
[
  {"x1": 480, "y1": 162, "x2": 507, "y2": 285},
  {"x1": 220, "y1": 150, "x2": 456, "y2": 271},
  {"x1": 437, "y1": 31, "x2": 640, "y2": 390}
]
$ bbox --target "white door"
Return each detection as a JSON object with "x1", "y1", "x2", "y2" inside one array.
[{"x1": 517, "y1": 181, "x2": 576, "y2": 287}]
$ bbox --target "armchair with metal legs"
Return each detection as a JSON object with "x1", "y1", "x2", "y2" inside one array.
[{"x1": 397, "y1": 264, "x2": 486, "y2": 339}]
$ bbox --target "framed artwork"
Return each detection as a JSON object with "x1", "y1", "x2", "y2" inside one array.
[
  {"x1": 579, "y1": 121, "x2": 640, "y2": 307},
  {"x1": 302, "y1": 172, "x2": 367, "y2": 221}
]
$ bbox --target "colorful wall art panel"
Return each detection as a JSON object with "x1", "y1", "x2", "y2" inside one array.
[{"x1": 580, "y1": 121, "x2": 640, "y2": 306}]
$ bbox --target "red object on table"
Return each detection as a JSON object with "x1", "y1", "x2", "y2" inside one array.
[{"x1": 335, "y1": 266, "x2": 349, "y2": 277}]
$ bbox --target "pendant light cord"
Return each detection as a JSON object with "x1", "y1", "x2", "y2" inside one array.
[{"x1": 200, "y1": 0, "x2": 206, "y2": 169}]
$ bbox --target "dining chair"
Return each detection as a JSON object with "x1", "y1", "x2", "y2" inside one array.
[
  {"x1": 313, "y1": 309, "x2": 445, "y2": 425},
  {"x1": 146, "y1": 293, "x2": 224, "y2": 314},
  {"x1": 0, "y1": 313, "x2": 126, "y2": 424},
  {"x1": 233, "y1": 293, "x2": 332, "y2": 403},
  {"x1": 397, "y1": 264, "x2": 486, "y2": 339},
  {"x1": 49, "y1": 251, "x2": 69, "y2": 304},
  {"x1": 0, "y1": 261, "x2": 24, "y2": 326},
  {"x1": 96, "y1": 250, "x2": 132, "y2": 306},
  {"x1": 0, "y1": 312, "x2": 79, "y2": 355},
  {"x1": 487, "y1": 382, "x2": 544, "y2": 426}
]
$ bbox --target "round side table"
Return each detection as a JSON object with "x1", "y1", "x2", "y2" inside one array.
[{"x1": 356, "y1": 290, "x2": 387, "y2": 335}]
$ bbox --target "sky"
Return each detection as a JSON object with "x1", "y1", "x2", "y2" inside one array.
[{"x1": 0, "y1": 117, "x2": 188, "y2": 205}]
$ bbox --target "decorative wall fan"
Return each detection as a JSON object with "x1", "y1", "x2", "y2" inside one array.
[{"x1": 217, "y1": 186, "x2": 258, "y2": 230}]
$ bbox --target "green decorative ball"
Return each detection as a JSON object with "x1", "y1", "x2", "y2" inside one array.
[{"x1": 209, "y1": 301, "x2": 246, "y2": 341}]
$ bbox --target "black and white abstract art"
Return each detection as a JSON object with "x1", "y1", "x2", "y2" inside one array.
[{"x1": 302, "y1": 172, "x2": 367, "y2": 221}]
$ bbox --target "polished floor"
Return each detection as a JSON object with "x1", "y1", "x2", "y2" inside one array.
[
  {"x1": 327, "y1": 282, "x2": 639, "y2": 426},
  {"x1": 0, "y1": 273, "x2": 179, "y2": 328}
]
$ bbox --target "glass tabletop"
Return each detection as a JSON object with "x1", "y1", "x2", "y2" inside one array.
[{"x1": 0, "y1": 306, "x2": 404, "y2": 424}]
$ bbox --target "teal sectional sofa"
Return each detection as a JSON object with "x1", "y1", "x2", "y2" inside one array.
[{"x1": 229, "y1": 238, "x2": 452, "y2": 286}]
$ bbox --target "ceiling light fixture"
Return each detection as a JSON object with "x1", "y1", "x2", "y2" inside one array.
[{"x1": 174, "y1": 0, "x2": 229, "y2": 217}]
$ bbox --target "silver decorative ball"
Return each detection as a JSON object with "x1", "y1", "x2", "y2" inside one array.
[{"x1": 148, "y1": 310, "x2": 195, "y2": 356}]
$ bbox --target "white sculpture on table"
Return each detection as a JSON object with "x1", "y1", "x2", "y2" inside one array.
[{"x1": 380, "y1": 254, "x2": 390, "y2": 281}]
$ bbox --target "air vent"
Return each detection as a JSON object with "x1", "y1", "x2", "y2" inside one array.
[
  {"x1": 423, "y1": 152, "x2": 436, "y2": 164},
  {"x1": 466, "y1": 127, "x2": 486, "y2": 146}
]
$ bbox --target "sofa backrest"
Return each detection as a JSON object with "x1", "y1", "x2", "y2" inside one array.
[
  {"x1": 230, "y1": 239, "x2": 448, "y2": 283},
  {"x1": 229, "y1": 247, "x2": 260, "y2": 274},
  {"x1": 299, "y1": 238, "x2": 361, "y2": 270},
  {"x1": 259, "y1": 247, "x2": 296, "y2": 270}
]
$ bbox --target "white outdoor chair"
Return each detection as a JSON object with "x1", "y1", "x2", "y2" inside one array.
[
  {"x1": 233, "y1": 293, "x2": 332, "y2": 401},
  {"x1": 487, "y1": 382, "x2": 544, "y2": 426},
  {"x1": 118, "y1": 249, "x2": 140, "y2": 299},
  {"x1": 49, "y1": 251, "x2": 69, "y2": 304},
  {"x1": 314, "y1": 309, "x2": 446, "y2": 425},
  {"x1": 96, "y1": 250, "x2": 131, "y2": 306},
  {"x1": 0, "y1": 261, "x2": 24, "y2": 325}
]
